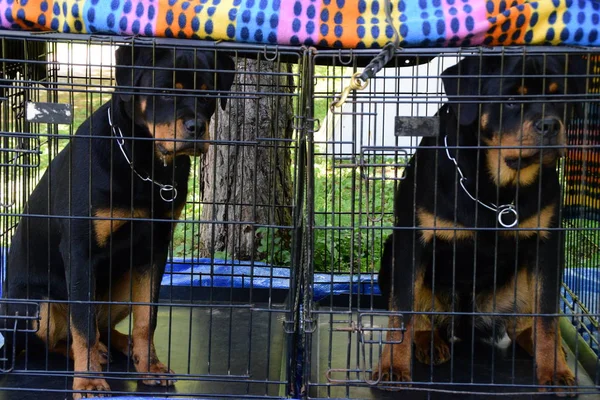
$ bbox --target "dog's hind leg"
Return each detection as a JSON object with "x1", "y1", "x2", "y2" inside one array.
[
  {"x1": 411, "y1": 273, "x2": 451, "y2": 367},
  {"x1": 102, "y1": 329, "x2": 130, "y2": 357},
  {"x1": 413, "y1": 328, "x2": 451, "y2": 366}
]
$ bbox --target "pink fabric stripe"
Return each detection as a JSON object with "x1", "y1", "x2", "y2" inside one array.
[
  {"x1": 278, "y1": 0, "x2": 321, "y2": 44},
  {"x1": 121, "y1": 0, "x2": 156, "y2": 36},
  {"x1": 442, "y1": 0, "x2": 489, "y2": 43},
  {"x1": 0, "y1": 3, "x2": 13, "y2": 29}
]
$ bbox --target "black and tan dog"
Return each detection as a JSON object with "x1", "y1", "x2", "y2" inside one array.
[
  {"x1": 374, "y1": 55, "x2": 585, "y2": 395},
  {"x1": 3, "y1": 46, "x2": 234, "y2": 397}
]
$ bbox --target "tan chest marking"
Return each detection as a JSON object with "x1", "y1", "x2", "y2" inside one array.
[
  {"x1": 93, "y1": 208, "x2": 150, "y2": 247},
  {"x1": 501, "y1": 203, "x2": 555, "y2": 239},
  {"x1": 417, "y1": 207, "x2": 474, "y2": 243}
]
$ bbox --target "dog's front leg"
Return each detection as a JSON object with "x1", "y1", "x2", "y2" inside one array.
[
  {"x1": 373, "y1": 234, "x2": 415, "y2": 386},
  {"x1": 131, "y1": 263, "x2": 175, "y2": 386},
  {"x1": 63, "y1": 244, "x2": 111, "y2": 399},
  {"x1": 534, "y1": 231, "x2": 576, "y2": 397}
]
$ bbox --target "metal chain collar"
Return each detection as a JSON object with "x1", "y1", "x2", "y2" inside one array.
[
  {"x1": 443, "y1": 136, "x2": 519, "y2": 228},
  {"x1": 107, "y1": 107, "x2": 177, "y2": 202}
]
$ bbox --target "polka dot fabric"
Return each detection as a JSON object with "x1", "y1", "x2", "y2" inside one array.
[
  {"x1": 238, "y1": 0, "x2": 280, "y2": 44},
  {"x1": 0, "y1": 0, "x2": 599, "y2": 48}
]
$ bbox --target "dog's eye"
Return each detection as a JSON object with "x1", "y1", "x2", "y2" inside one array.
[
  {"x1": 160, "y1": 90, "x2": 174, "y2": 100},
  {"x1": 505, "y1": 98, "x2": 518, "y2": 109}
]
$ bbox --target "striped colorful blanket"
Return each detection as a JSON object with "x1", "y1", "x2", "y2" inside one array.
[
  {"x1": 564, "y1": 55, "x2": 600, "y2": 221},
  {"x1": 0, "y1": 0, "x2": 599, "y2": 48}
]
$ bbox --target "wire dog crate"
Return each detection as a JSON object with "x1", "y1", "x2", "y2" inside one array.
[
  {"x1": 0, "y1": 31, "x2": 598, "y2": 400},
  {"x1": 0, "y1": 32, "x2": 304, "y2": 399},
  {"x1": 306, "y1": 47, "x2": 600, "y2": 399}
]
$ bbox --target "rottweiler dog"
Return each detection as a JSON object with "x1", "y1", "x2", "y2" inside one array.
[
  {"x1": 374, "y1": 54, "x2": 585, "y2": 395},
  {"x1": 3, "y1": 46, "x2": 234, "y2": 397}
]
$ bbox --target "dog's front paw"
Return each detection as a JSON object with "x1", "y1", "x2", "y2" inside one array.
[
  {"x1": 72, "y1": 377, "x2": 111, "y2": 399},
  {"x1": 372, "y1": 343, "x2": 411, "y2": 389},
  {"x1": 139, "y1": 361, "x2": 176, "y2": 387},
  {"x1": 537, "y1": 367, "x2": 577, "y2": 397},
  {"x1": 372, "y1": 363, "x2": 411, "y2": 386},
  {"x1": 413, "y1": 330, "x2": 451, "y2": 365}
]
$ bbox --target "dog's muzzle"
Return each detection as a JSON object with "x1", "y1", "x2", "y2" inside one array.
[
  {"x1": 534, "y1": 117, "x2": 561, "y2": 137},
  {"x1": 181, "y1": 118, "x2": 210, "y2": 154},
  {"x1": 183, "y1": 118, "x2": 208, "y2": 138},
  {"x1": 504, "y1": 116, "x2": 565, "y2": 170}
]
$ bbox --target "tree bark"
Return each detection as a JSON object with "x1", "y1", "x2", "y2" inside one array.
[{"x1": 198, "y1": 58, "x2": 294, "y2": 261}]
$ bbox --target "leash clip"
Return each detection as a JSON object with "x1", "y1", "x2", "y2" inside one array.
[{"x1": 330, "y1": 72, "x2": 369, "y2": 110}]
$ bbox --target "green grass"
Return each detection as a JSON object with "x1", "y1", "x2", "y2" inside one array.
[{"x1": 564, "y1": 219, "x2": 600, "y2": 269}]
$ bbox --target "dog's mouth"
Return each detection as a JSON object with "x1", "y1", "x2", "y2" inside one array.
[
  {"x1": 150, "y1": 120, "x2": 211, "y2": 159},
  {"x1": 504, "y1": 154, "x2": 538, "y2": 170},
  {"x1": 155, "y1": 141, "x2": 209, "y2": 157},
  {"x1": 504, "y1": 149, "x2": 560, "y2": 170}
]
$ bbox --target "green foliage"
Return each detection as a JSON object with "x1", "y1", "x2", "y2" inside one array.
[
  {"x1": 256, "y1": 227, "x2": 292, "y2": 266},
  {"x1": 170, "y1": 170, "x2": 203, "y2": 258},
  {"x1": 564, "y1": 220, "x2": 600, "y2": 269},
  {"x1": 312, "y1": 155, "x2": 398, "y2": 273},
  {"x1": 213, "y1": 251, "x2": 230, "y2": 260}
]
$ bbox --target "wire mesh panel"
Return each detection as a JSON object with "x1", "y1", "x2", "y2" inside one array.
[
  {"x1": 0, "y1": 30, "x2": 599, "y2": 400},
  {"x1": 306, "y1": 47, "x2": 600, "y2": 399},
  {"x1": 0, "y1": 37, "x2": 58, "y2": 372},
  {"x1": 0, "y1": 36, "x2": 55, "y2": 233},
  {"x1": 0, "y1": 33, "x2": 303, "y2": 399}
]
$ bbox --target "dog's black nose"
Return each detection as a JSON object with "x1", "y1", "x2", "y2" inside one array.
[
  {"x1": 183, "y1": 119, "x2": 205, "y2": 136},
  {"x1": 534, "y1": 118, "x2": 561, "y2": 136}
]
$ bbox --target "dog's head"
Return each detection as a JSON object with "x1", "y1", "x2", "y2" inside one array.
[
  {"x1": 442, "y1": 54, "x2": 585, "y2": 186},
  {"x1": 114, "y1": 46, "x2": 235, "y2": 158}
]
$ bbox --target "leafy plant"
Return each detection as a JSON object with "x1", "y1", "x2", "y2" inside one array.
[
  {"x1": 256, "y1": 227, "x2": 292, "y2": 266},
  {"x1": 311, "y1": 155, "x2": 399, "y2": 273}
]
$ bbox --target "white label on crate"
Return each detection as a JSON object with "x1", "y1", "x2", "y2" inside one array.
[{"x1": 26, "y1": 102, "x2": 73, "y2": 124}]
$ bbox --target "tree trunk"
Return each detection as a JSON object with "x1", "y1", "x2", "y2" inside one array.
[{"x1": 198, "y1": 58, "x2": 294, "y2": 262}]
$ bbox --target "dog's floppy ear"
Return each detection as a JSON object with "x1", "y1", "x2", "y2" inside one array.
[
  {"x1": 114, "y1": 46, "x2": 139, "y2": 103},
  {"x1": 441, "y1": 57, "x2": 485, "y2": 126},
  {"x1": 114, "y1": 46, "x2": 168, "y2": 103},
  {"x1": 215, "y1": 54, "x2": 235, "y2": 110}
]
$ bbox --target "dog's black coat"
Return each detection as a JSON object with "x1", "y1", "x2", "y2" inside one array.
[
  {"x1": 3, "y1": 46, "x2": 234, "y2": 397},
  {"x1": 376, "y1": 54, "x2": 585, "y2": 393}
]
